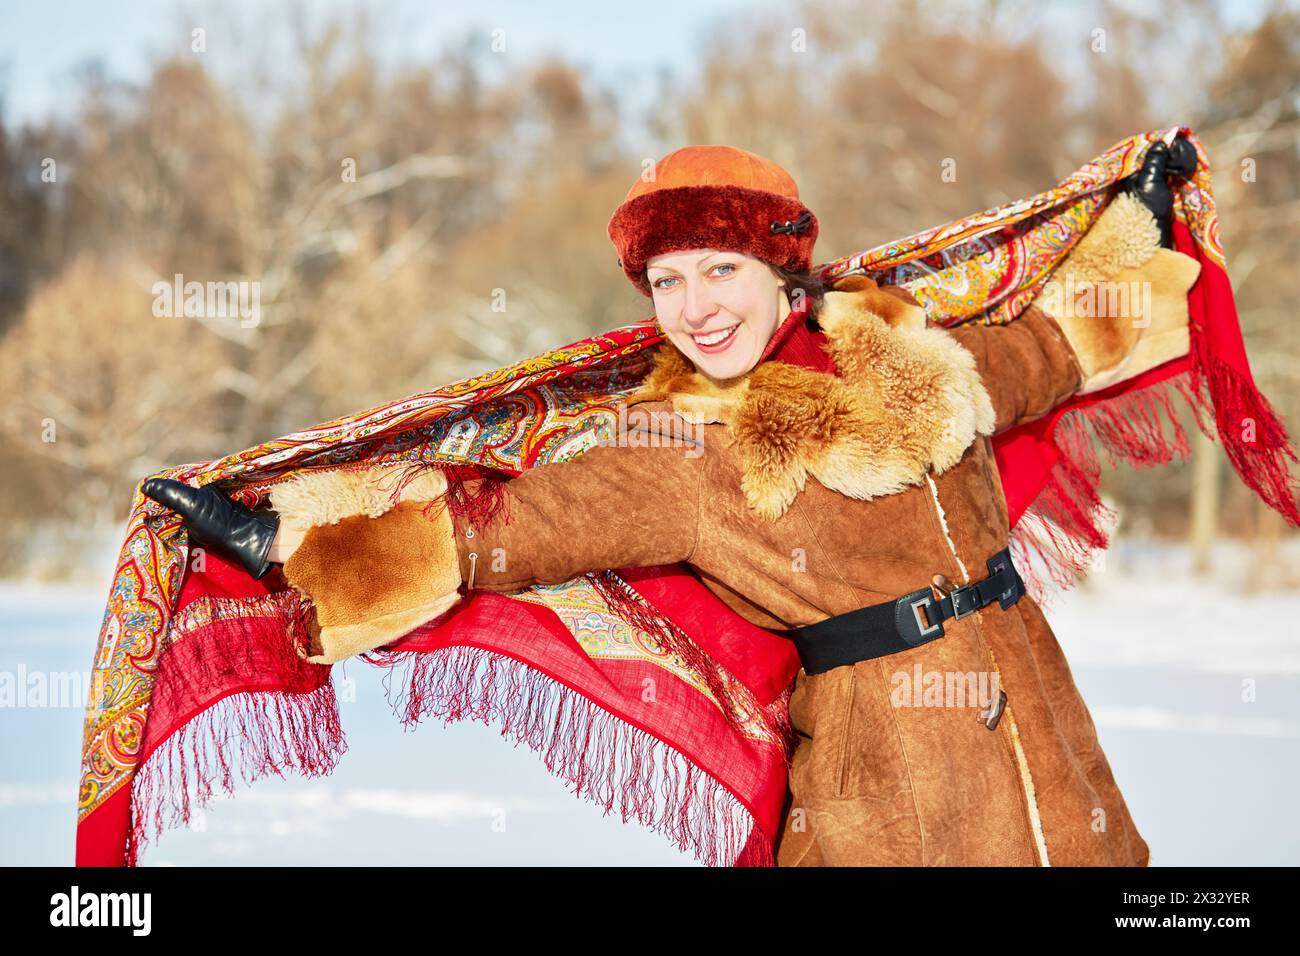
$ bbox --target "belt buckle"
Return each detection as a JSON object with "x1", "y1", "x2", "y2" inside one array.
[
  {"x1": 899, "y1": 588, "x2": 945, "y2": 646},
  {"x1": 949, "y1": 583, "x2": 978, "y2": 620}
]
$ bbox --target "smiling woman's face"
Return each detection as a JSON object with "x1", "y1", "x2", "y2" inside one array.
[{"x1": 647, "y1": 249, "x2": 789, "y2": 381}]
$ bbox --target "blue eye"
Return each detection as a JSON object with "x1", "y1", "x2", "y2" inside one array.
[
  {"x1": 652, "y1": 276, "x2": 678, "y2": 290},
  {"x1": 712, "y1": 263, "x2": 736, "y2": 277}
]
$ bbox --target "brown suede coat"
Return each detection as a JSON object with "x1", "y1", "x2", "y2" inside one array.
[
  {"x1": 447, "y1": 300, "x2": 1142, "y2": 866},
  {"x1": 277, "y1": 192, "x2": 1201, "y2": 866}
]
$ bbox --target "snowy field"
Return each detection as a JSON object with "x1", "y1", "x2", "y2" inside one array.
[{"x1": 2, "y1": 536, "x2": 1297, "y2": 866}]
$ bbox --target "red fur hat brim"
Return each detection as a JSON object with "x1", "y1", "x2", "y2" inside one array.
[{"x1": 607, "y1": 183, "x2": 819, "y2": 297}]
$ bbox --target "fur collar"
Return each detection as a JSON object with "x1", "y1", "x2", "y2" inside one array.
[{"x1": 630, "y1": 279, "x2": 996, "y2": 519}]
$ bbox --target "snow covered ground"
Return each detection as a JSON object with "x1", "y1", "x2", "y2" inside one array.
[{"x1": 2, "y1": 536, "x2": 1297, "y2": 866}]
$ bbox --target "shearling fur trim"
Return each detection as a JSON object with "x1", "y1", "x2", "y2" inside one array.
[
  {"x1": 281, "y1": 499, "x2": 462, "y2": 664},
  {"x1": 634, "y1": 343, "x2": 751, "y2": 424},
  {"x1": 268, "y1": 464, "x2": 448, "y2": 529},
  {"x1": 1058, "y1": 248, "x2": 1200, "y2": 393},
  {"x1": 631, "y1": 284, "x2": 996, "y2": 519},
  {"x1": 826, "y1": 275, "x2": 927, "y2": 330},
  {"x1": 300, "y1": 591, "x2": 462, "y2": 664},
  {"x1": 1045, "y1": 191, "x2": 1161, "y2": 285},
  {"x1": 1031, "y1": 191, "x2": 1199, "y2": 393}
]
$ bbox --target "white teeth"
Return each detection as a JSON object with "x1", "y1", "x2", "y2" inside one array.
[{"x1": 694, "y1": 325, "x2": 737, "y2": 346}]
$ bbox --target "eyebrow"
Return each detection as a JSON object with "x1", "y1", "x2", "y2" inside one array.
[{"x1": 647, "y1": 251, "x2": 729, "y2": 276}]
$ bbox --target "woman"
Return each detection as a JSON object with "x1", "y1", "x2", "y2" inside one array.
[{"x1": 143, "y1": 140, "x2": 1202, "y2": 865}]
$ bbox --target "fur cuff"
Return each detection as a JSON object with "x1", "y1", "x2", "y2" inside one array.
[
  {"x1": 270, "y1": 465, "x2": 461, "y2": 664},
  {"x1": 1065, "y1": 248, "x2": 1200, "y2": 393},
  {"x1": 1055, "y1": 191, "x2": 1164, "y2": 282},
  {"x1": 268, "y1": 464, "x2": 448, "y2": 530},
  {"x1": 1032, "y1": 192, "x2": 1201, "y2": 394}
]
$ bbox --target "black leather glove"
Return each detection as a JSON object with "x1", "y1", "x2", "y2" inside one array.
[
  {"x1": 141, "y1": 477, "x2": 280, "y2": 580},
  {"x1": 1122, "y1": 135, "x2": 1198, "y2": 250}
]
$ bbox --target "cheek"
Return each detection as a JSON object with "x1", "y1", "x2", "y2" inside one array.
[
  {"x1": 737, "y1": 294, "x2": 779, "y2": 342},
  {"x1": 653, "y1": 293, "x2": 684, "y2": 328}
]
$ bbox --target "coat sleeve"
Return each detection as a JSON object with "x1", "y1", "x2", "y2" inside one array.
[
  {"x1": 944, "y1": 190, "x2": 1201, "y2": 433},
  {"x1": 945, "y1": 305, "x2": 1084, "y2": 434},
  {"x1": 272, "y1": 410, "x2": 707, "y2": 663},
  {"x1": 451, "y1": 434, "x2": 705, "y2": 591}
]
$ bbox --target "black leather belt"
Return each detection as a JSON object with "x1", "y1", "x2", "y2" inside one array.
[{"x1": 788, "y1": 547, "x2": 1025, "y2": 676}]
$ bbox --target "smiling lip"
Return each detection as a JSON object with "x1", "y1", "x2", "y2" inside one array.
[{"x1": 690, "y1": 324, "x2": 740, "y2": 354}]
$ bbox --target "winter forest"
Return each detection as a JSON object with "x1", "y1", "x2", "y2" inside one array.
[{"x1": 2, "y1": 0, "x2": 1297, "y2": 581}]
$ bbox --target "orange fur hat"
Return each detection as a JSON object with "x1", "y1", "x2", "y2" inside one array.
[{"x1": 606, "y1": 145, "x2": 819, "y2": 297}]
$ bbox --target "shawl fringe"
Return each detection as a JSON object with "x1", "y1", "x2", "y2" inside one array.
[
  {"x1": 1009, "y1": 372, "x2": 1191, "y2": 604},
  {"x1": 126, "y1": 583, "x2": 777, "y2": 867},
  {"x1": 127, "y1": 591, "x2": 346, "y2": 866},
  {"x1": 364, "y1": 643, "x2": 777, "y2": 867},
  {"x1": 1011, "y1": 345, "x2": 1300, "y2": 604},
  {"x1": 383, "y1": 461, "x2": 513, "y2": 529},
  {"x1": 1184, "y1": 349, "x2": 1300, "y2": 527}
]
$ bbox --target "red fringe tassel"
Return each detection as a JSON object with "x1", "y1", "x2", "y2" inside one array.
[
  {"x1": 126, "y1": 592, "x2": 347, "y2": 866},
  {"x1": 1010, "y1": 373, "x2": 1192, "y2": 605},
  {"x1": 385, "y1": 460, "x2": 512, "y2": 530},
  {"x1": 1183, "y1": 350, "x2": 1300, "y2": 527},
  {"x1": 364, "y1": 643, "x2": 776, "y2": 866},
  {"x1": 1012, "y1": 351, "x2": 1300, "y2": 604}
]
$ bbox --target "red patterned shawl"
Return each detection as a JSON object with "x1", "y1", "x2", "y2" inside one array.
[{"x1": 75, "y1": 128, "x2": 1299, "y2": 867}]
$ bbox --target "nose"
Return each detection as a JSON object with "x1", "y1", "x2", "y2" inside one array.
[{"x1": 680, "y1": 279, "x2": 720, "y2": 327}]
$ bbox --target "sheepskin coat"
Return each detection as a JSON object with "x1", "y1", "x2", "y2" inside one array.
[{"x1": 276, "y1": 192, "x2": 1200, "y2": 865}]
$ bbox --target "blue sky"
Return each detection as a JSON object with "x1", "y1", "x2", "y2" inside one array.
[
  {"x1": 2, "y1": 0, "x2": 1276, "y2": 130},
  {"x1": 0, "y1": 0, "x2": 761, "y2": 128}
]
